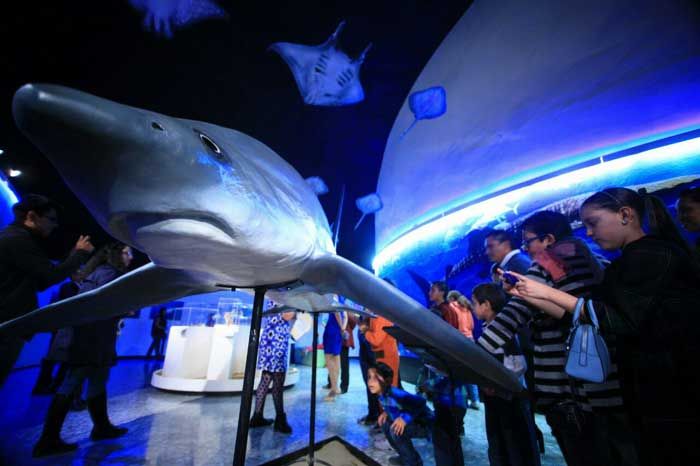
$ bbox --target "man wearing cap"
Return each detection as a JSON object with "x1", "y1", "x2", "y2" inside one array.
[{"x1": 0, "y1": 194, "x2": 94, "y2": 386}]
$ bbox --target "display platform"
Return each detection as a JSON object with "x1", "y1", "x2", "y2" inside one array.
[
  {"x1": 151, "y1": 366, "x2": 299, "y2": 393},
  {"x1": 258, "y1": 436, "x2": 382, "y2": 466},
  {"x1": 151, "y1": 318, "x2": 298, "y2": 393}
]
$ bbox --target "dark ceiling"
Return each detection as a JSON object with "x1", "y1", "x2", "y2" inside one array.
[{"x1": 0, "y1": 0, "x2": 468, "y2": 269}]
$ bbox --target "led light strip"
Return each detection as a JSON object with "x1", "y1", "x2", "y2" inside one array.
[{"x1": 373, "y1": 133, "x2": 700, "y2": 274}]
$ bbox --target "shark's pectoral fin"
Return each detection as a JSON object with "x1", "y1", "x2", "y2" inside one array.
[
  {"x1": 300, "y1": 254, "x2": 523, "y2": 393},
  {"x1": 0, "y1": 263, "x2": 219, "y2": 335}
]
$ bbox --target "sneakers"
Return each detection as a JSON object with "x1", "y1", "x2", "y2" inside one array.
[
  {"x1": 357, "y1": 415, "x2": 378, "y2": 425},
  {"x1": 373, "y1": 437, "x2": 393, "y2": 451}
]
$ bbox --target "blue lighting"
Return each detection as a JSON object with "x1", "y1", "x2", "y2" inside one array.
[
  {"x1": 373, "y1": 130, "x2": 700, "y2": 275},
  {"x1": 0, "y1": 177, "x2": 19, "y2": 227}
]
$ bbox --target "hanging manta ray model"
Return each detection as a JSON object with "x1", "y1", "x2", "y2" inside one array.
[
  {"x1": 269, "y1": 21, "x2": 372, "y2": 107},
  {"x1": 128, "y1": 0, "x2": 228, "y2": 38},
  {"x1": 3, "y1": 84, "x2": 521, "y2": 393}
]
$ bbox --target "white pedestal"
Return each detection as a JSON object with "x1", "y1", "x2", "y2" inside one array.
[
  {"x1": 152, "y1": 323, "x2": 298, "y2": 393},
  {"x1": 206, "y1": 325, "x2": 237, "y2": 380}
]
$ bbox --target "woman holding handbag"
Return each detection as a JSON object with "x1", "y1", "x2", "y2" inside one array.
[
  {"x1": 478, "y1": 211, "x2": 632, "y2": 466},
  {"x1": 506, "y1": 188, "x2": 700, "y2": 466}
]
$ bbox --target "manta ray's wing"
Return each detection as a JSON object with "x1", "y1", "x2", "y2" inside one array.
[
  {"x1": 269, "y1": 21, "x2": 369, "y2": 107},
  {"x1": 299, "y1": 254, "x2": 523, "y2": 393},
  {"x1": 0, "y1": 263, "x2": 219, "y2": 336},
  {"x1": 268, "y1": 42, "x2": 319, "y2": 104}
]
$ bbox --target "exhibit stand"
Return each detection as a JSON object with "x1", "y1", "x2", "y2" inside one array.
[{"x1": 151, "y1": 308, "x2": 299, "y2": 393}]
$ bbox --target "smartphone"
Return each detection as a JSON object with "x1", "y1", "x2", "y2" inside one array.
[{"x1": 502, "y1": 272, "x2": 518, "y2": 286}]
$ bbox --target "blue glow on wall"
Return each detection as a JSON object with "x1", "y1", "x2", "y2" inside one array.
[
  {"x1": 376, "y1": 0, "x2": 700, "y2": 253},
  {"x1": 373, "y1": 130, "x2": 700, "y2": 276},
  {"x1": 0, "y1": 177, "x2": 19, "y2": 227}
]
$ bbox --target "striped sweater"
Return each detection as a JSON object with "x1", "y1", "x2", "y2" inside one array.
[{"x1": 478, "y1": 238, "x2": 624, "y2": 412}]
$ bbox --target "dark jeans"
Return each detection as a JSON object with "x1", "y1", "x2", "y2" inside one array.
[
  {"x1": 358, "y1": 333, "x2": 380, "y2": 419},
  {"x1": 57, "y1": 365, "x2": 110, "y2": 399},
  {"x1": 33, "y1": 358, "x2": 58, "y2": 390},
  {"x1": 432, "y1": 402, "x2": 465, "y2": 466},
  {"x1": 484, "y1": 395, "x2": 541, "y2": 466},
  {"x1": 0, "y1": 336, "x2": 25, "y2": 387},
  {"x1": 640, "y1": 417, "x2": 699, "y2": 466},
  {"x1": 340, "y1": 346, "x2": 349, "y2": 391},
  {"x1": 544, "y1": 402, "x2": 598, "y2": 466},
  {"x1": 590, "y1": 411, "x2": 640, "y2": 466},
  {"x1": 546, "y1": 404, "x2": 642, "y2": 466},
  {"x1": 146, "y1": 336, "x2": 165, "y2": 357},
  {"x1": 382, "y1": 419, "x2": 427, "y2": 466},
  {"x1": 466, "y1": 384, "x2": 479, "y2": 403}
]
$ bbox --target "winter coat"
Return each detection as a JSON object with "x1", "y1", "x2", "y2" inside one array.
[{"x1": 0, "y1": 224, "x2": 89, "y2": 324}]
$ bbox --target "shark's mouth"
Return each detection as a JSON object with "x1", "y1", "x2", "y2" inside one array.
[{"x1": 109, "y1": 212, "x2": 236, "y2": 247}]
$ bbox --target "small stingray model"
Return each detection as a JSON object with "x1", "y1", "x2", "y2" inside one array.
[
  {"x1": 128, "y1": 0, "x2": 228, "y2": 38},
  {"x1": 270, "y1": 21, "x2": 371, "y2": 107},
  {"x1": 4, "y1": 84, "x2": 520, "y2": 393}
]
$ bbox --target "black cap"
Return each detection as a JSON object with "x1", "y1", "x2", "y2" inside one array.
[{"x1": 12, "y1": 194, "x2": 61, "y2": 217}]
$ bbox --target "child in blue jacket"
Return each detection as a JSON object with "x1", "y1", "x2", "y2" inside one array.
[{"x1": 368, "y1": 362, "x2": 433, "y2": 466}]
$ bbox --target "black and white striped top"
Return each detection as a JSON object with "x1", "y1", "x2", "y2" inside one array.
[{"x1": 478, "y1": 243, "x2": 624, "y2": 412}]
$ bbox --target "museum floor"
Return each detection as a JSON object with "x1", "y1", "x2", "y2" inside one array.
[{"x1": 0, "y1": 359, "x2": 565, "y2": 465}]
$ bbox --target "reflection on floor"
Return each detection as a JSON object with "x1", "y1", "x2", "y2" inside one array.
[{"x1": 0, "y1": 359, "x2": 565, "y2": 465}]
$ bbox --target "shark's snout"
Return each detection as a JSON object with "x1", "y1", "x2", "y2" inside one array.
[
  {"x1": 13, "y1": 84, "x2": 120, "y2": 144},
  {"x1": 11, "y1": 83, "x2": 170, "y2": 237}
]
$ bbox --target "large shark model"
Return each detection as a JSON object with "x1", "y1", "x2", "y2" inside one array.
[{"x1": 4, "y1": 84, "x2": 520, "y2": 392}]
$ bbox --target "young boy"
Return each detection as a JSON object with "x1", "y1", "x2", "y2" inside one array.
[
  {"x1": 472, "y1": 283, "x2": 541, "y2": 466},
  {"x1": 367, "y1": 363, "x2": 433, "y2": 466},
  {"x1": 419, "y1": 370, "x2": 467, "y2": 466}
]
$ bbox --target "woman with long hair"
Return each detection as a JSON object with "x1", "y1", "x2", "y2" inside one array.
[
  {"x1": 33, "y1": 242, "x2": 134, "y2": 457},
  {"x1": 505, "y1": 188, "x2": 700, "y2": 466}
]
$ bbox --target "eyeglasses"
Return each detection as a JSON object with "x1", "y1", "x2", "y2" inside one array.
[{"x1": 521, "y1": 235, "x2": 545, "y2": 250}]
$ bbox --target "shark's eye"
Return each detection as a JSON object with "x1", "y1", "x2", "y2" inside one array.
[
  {"x1": 194, "y1": 129, "x2": 226, "y2": 161},
  {"x1": 151, "y1": 122, "x2": 165, "y2": 131}
]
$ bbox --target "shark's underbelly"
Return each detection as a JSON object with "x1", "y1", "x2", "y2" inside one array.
[{"x1": 133, "y1": 217, "x2": 324, "y2": 287}]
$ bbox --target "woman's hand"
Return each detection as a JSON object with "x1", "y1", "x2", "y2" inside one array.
[
  {"x1": 494, "y1": 268, "x2": 515, "y2": 293},
  {"x1": 501, "y1": 271, "x2": 555, "y2": 300},
  {"x1": 377, "y1": 412, "x2": 388, "y2": 426}
]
